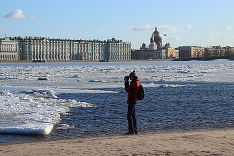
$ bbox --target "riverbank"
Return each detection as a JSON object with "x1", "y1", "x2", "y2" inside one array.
[
  {"x1": 0, "y1": 129, "x2": 233, "y2": 156},
  {"x1": 0, "y1": 58, "x2": 233, "y2": 63}
]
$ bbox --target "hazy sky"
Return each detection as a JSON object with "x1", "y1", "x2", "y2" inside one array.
[{"x1": 1, "y1": 0, "x2": 234, "y2": 49}]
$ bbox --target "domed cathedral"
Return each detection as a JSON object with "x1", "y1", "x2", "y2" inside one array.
[
  {"x1": 149, "y1": 27, "x2": 162, "y2": 50},
  {"x1": 132, "y1": 26, "x2": 179, "y2": 60}
]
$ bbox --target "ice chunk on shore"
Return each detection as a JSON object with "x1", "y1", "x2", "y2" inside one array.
[
  {"x1": 0, "y1": 124, "x2": 53, "y2": 135},
  {"x1": 0, "y1": 90, "x2": 95, "y2": 135}
]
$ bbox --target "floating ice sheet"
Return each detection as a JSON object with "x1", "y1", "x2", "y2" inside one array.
[{"x1": 0, "y1": 90, "x2": 95, "y2": 135}]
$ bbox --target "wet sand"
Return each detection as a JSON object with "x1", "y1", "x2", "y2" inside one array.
[{"x1": 0, "y1": 129, "x2": 234, "y2": 156}]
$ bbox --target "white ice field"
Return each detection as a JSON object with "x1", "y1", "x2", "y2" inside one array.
[{"x1": 0, "y1": 61, "x2": 234, "y2": 135}]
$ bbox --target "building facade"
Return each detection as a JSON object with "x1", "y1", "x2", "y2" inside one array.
[
  {"x1": 132, "y1": 27, "x2": 178, "y2": 60},
  {"x1": 0, "y1": 38, "x2": 19, "y2": 61},
  {"x1": 19, "y1": 37, "x2": 71, "y2": 61},
  {"x1": 131, "y1": 49, "x2": 161, "y2": 60},
  {"x1": 15, "y1": 37, "x2": 131, "y2": 62},
  {"x1": 204, "y1": 46, "x2": 226, "y2": 59},
  {"x1": 105, "y1": 38, "x2": 131, "y2": 61},
  {"x1": 162, "y1": 43, "x2": 179, "y2": 59},
  {"x1": 178, "y1": 46, "x2": 205, "y2": 60},
  {"x1": 226, "y1": 46, "x2": 234, "y2": 59}
]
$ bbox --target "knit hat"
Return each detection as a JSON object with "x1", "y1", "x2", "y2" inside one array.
[{"x1": 129, "y1": 71, "x2": 137, "y2": 78}]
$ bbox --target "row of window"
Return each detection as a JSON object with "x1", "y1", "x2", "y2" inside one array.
[
  {"x1": 0, "y1": 44, "x2": 17, "y2": 47},
  {"x1": 0, "y1": 54, "x2": 17, "y2": 60},
  {"x1": 32, "y1": 56, "x2": 69, "y2": 60},
  {"x1": 30, "y1": 55, "x2": 103, "y2": 61},
  {"x1": 0, "y1": 48, "x2": 17, "y2": 52},
  {"x1": 110, "y1": 56, "x2": 130, "y2": 60},
  {"x1": 24, "y1": 42, "x2": 129, "y2": 48},
  {"x1": 26, "y1": 48, "x2": 130, "y2": 55}
]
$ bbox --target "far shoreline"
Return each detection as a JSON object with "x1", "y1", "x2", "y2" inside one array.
[{"x1": 0, "y1": 58, "x2": 233, "y2": 64}]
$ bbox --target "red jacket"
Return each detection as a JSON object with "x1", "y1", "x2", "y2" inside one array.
[{"x1": 125, "y1": 77, "x2": 140, "y2": 104}]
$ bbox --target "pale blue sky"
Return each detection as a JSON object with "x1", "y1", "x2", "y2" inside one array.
[{"x1": 1, "y1": 0, "x2": 234, "y2": 49}]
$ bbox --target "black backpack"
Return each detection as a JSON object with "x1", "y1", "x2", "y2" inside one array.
[{"x1": 137, "y1": 84, "x2": 145, "y2": 100}]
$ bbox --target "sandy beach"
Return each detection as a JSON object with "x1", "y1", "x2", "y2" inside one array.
[{"x1": 0, "y1": 129, "x2": 233, "y2": 156}]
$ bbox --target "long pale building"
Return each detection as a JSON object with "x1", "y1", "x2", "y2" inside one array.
[
  {"x1": 0, "y1": 38, "x2": 19, "y2": 61},
  {"x1": 17, "y1": 37, "x2": 131, "y2": 62}
]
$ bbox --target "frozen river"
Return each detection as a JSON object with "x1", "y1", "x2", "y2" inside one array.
[{"x1": 0, "y1": 61, "x2": 234, "y2": 144}]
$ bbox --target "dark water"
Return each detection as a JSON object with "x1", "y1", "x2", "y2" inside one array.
[{"x1": 1, "y1": 81, "x2": 234, "y2": 144}]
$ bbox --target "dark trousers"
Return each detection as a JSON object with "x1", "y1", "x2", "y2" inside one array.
[{"x1": 127, "y1": 104, "x2": 137, "y2": 134}]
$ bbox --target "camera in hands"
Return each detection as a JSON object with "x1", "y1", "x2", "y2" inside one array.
[{"x1": 124, "y1": 76, "x2": 129, "y2": 81}]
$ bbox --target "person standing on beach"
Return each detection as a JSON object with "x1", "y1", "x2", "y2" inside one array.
[{"x1": 124, "y1": 71, "x2": 140, "y2": 135}]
